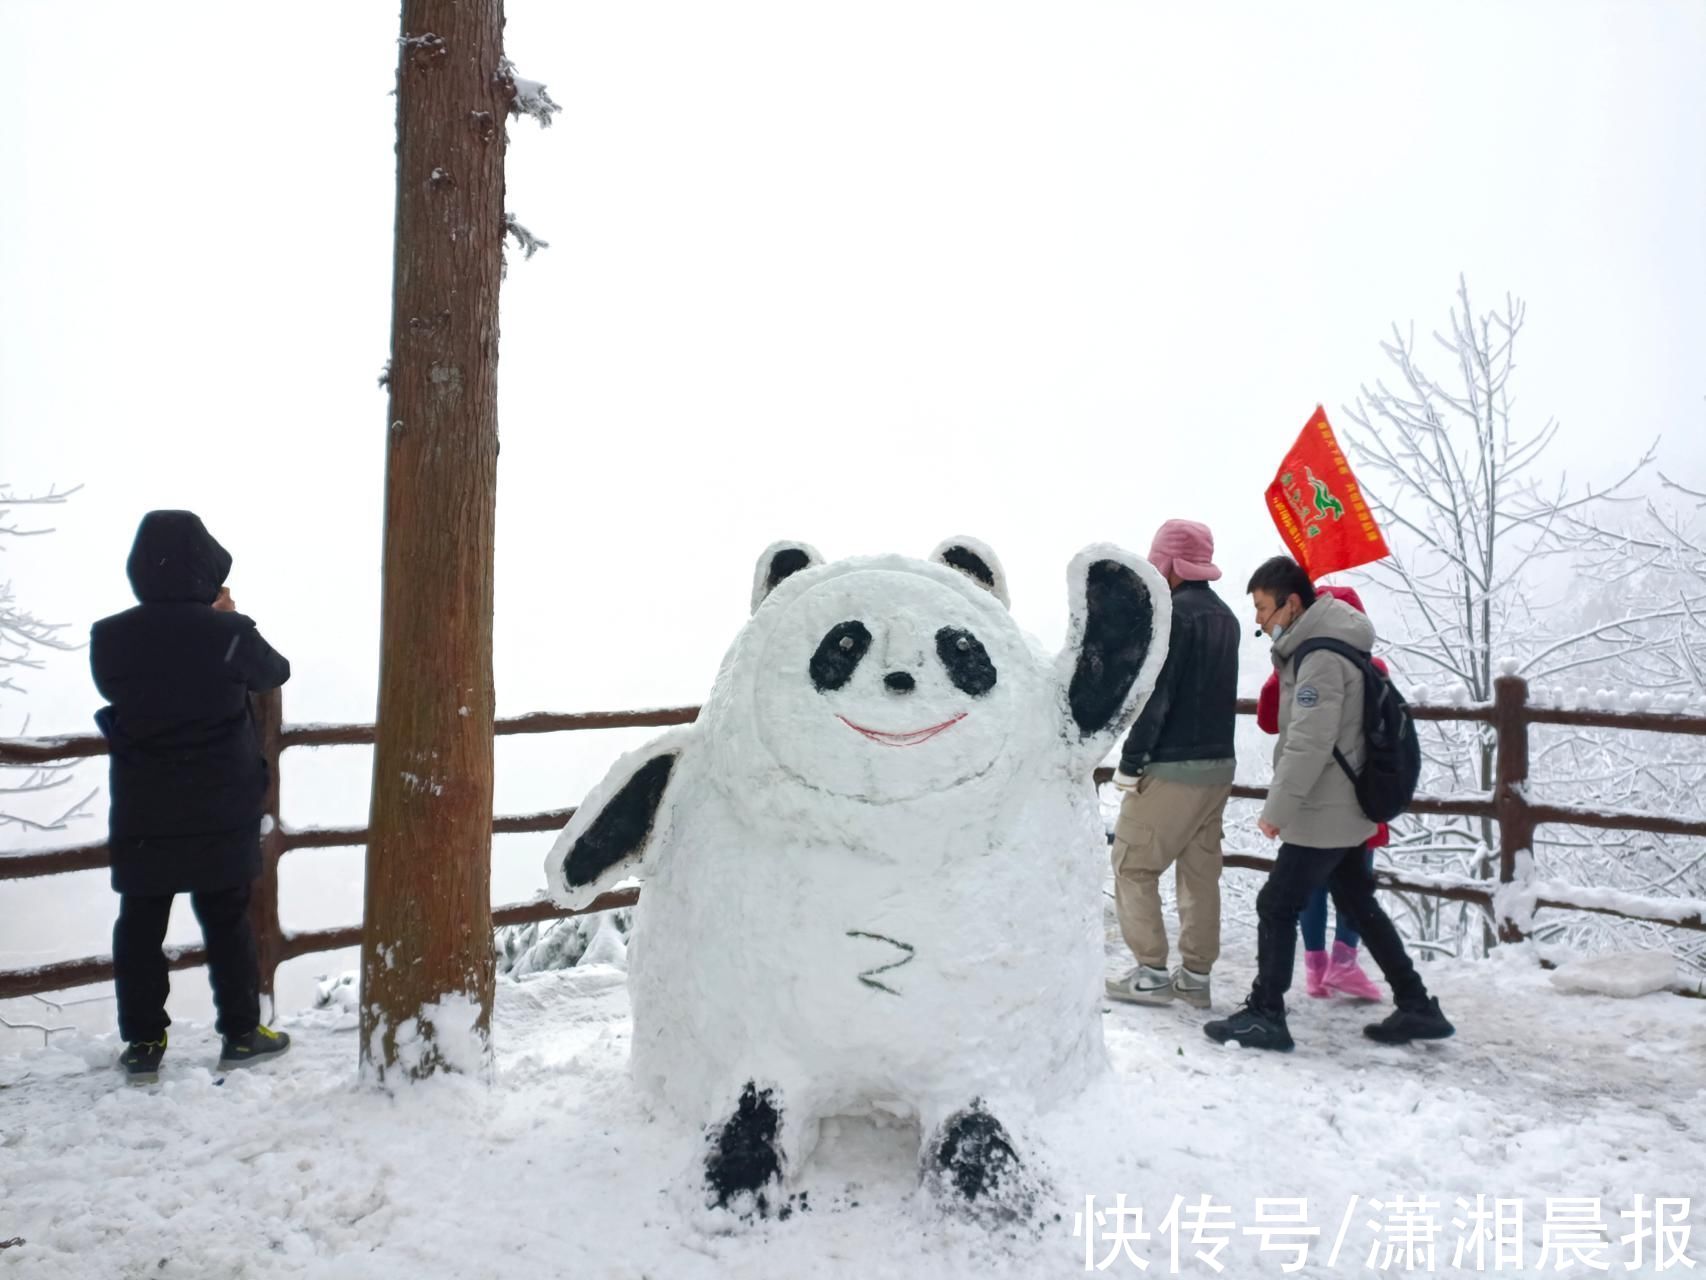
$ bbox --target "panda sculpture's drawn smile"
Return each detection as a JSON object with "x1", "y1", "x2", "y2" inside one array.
[{"x1": 836, "y1": 712, "x2": 966, "y2": 747}]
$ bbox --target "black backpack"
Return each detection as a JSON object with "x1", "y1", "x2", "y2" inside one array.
[{"x1": 1289, "y1": 637, "x2": 1421, "y2": 824}]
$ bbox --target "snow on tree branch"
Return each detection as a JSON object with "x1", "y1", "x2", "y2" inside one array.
[
  {"x1": 496, "y1": 57, "x2": 562, "y2": 129},
  {"x1": 398, "y1": 32, "x2": 448, "y2": 56},
  {"x1": 0, "y1": 782, "x2": 97, "y2": 834},
  {"x1": 0, "y1": 483, "x2": 84, "y2": 541},
  {"x1": 1660, "y1": 471, "x2": 1706, "y2": 506},
  {"x1": 1, "y1": 481, "x2": 92, "y2": 835}
]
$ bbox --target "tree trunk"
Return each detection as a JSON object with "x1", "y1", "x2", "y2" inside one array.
[
  {"x1": 1465, "y1": 730, "x2": 1497, "y2": 952},
  {"x1": 360, "y1": 0, "x2": 508, "y2": 1083}
]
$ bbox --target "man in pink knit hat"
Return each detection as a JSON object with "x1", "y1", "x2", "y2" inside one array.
[{"x1": 1106, "y1": 519, "x2": 1240, "y2": 1011}]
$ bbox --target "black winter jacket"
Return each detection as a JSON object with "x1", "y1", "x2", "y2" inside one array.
[
  {"x1": 1118, "y1": 580, "x2": 1239, "y2": 775},
  {"x1": 90, "y1": 512, "x2": 291, "y2": 895}
]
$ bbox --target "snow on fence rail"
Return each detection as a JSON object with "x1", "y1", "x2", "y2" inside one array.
[{"x1": 2, "y1": 676, "x2": 1703, "y2": 1001}]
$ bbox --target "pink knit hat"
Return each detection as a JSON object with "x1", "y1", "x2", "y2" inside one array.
[{"x1": 1147, "y1": 519, "x2": 1221, "y2": 582}]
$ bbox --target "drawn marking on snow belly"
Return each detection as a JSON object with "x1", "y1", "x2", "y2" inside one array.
[
  {"x1": 845, "y1": 931, "x2": 916, "y2": 995},
  {"x1": 836, "y1": 714, "x2": 967, "y2": 747}
]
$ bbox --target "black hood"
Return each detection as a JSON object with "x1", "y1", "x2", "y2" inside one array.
[{"x1": 125, "y1": 510, "x2": 232, "y2": 604}]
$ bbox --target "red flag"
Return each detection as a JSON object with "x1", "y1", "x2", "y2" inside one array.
[{"x1": 1265, "y1": 407, "x2": 1390, "y2": 578}]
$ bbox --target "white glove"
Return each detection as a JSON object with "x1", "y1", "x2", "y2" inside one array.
[{"x1": 1112, "y1": 769, "x2": 1141, "y2": 792}]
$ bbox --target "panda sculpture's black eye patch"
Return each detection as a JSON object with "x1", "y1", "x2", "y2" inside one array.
[
  {"x1": 811, "y1": 621, "x2": 872, "y2": 692},
  {"x1": 935, "y1": 627, "x2": 997, "y2": 696}
]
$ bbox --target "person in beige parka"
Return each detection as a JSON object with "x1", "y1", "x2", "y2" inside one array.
[{"x1": 1204, "y1": 555, "x2": 1455, "y2": 1053}]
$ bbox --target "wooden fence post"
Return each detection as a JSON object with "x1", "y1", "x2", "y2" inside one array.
[
  {"x1": 1492, "y1": 674, "x2": 1535, "y2": 944},
  {"x1": 250, "y1": 687, "x2": 287, "y2": 1019}
]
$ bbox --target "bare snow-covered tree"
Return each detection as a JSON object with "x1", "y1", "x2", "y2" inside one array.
[
  {"x1": 1336, "y1": 278, "x2": 1661, "y2": 957},
  {"x1": 1552, "y1": 474, "x2": 1706, "y2": 699},
  {"x1": 0, "y1": 484, "x2": 94, "y2": 837},
  {"x1": 1527, "y1": 477, "x2": 1706, "y2": 976},
  {"x1": 1343, "y1": 277, "x2": 1652, "y2": 710}
]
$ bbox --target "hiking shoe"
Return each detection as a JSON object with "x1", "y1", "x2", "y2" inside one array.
[
  {"x1": 1106, "y1": 964, "x2": 1174, "y2": 1006},
  {"x1": 1203, "y1": 1002, "x2": 1295, "y2": 1052},
  {"x1": 218, "y1": 1025, "x2": 292, "y2": 1071},
  {"x1": 1170, "y1": 966, "x2": 1213, "y2": 1010},
  {"x1": 119, "y1": 1034, "x2": 167, "y2": 1084},
  {"x1": 1364, "y1": 997, "x2": 1454, "y2": 1045}
]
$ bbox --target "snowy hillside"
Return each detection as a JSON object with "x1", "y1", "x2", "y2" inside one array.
[{"x1": 2, "y1": 925, "x2": 1700, "y2": 1278}]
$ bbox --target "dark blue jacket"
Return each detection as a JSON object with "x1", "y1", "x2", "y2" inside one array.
[
  {"x1": 1118, "y1": 580, "x2": 1239, "y2": 775},
  {"x1": 90, "y1": 511, "x2": 290, "y2": 894}
]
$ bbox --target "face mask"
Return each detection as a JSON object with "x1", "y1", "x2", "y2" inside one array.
[{"x1": 1261, "y1": 603, "x2": 1294, "y2": 643}]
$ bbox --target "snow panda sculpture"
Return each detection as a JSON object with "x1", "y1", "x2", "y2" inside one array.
[{"x1": 543, "y1": 538, "x2": 1170, "y2": 1216}]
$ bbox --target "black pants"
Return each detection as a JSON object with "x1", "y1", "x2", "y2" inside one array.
[
  {"x1": 113, "y1": 882, "x2": 261, "y2": 1043},
  {"x1": 1249, "y1": 843, "x2": 1429, "y2": 1014}
]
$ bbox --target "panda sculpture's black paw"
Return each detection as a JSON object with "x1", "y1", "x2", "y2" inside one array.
[
  {"x1": 705, "y1": 1082, "x2": 785, "y2": 1216},
  {"x1": 924, "y1": 1101, "x2": 1039, "y2": 1223}
]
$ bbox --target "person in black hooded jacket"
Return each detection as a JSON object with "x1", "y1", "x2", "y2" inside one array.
[{"x1": 91, "y1": 510, "x2": 293, "y2": 1082}]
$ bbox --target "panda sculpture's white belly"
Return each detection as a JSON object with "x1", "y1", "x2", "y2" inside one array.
[{"x1": 625, "y1": 765, "x2": 1109, "y2": 1130}]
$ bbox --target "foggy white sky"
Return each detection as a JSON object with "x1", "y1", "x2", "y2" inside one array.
[{"x1": 3, "y1": 2, "x2": 1704, "y2": 1013}]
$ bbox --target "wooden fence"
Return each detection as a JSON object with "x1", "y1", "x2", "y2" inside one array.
[{"x1": 2, "y1": 676, "x2": 1703, "y2": 1002}]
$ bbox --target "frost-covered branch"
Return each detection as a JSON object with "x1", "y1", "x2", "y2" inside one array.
[
  {"x1": 502, "y1": 213, "x2": 550, "y2": 264},
  {"x1": 0, "y1": 483, "x2": 83, "y2": 541},
  {"x1": 0, "y1": 783, "x2": 98, "y2": 833},
  {"x1": 1, "y1": 480, "x2": 91, "y2": 833},
  {"x1": 497, "y1": 57, "x2": 562, "y2": 128},
  {"x1": 1661, "y1": 471, "x2": 1706, "y2": 506},
  {"x1": 0, "y1": 1012, "x2": 76, "y2": 1048}
]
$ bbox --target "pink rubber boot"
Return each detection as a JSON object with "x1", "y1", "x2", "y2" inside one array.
[
  {"x1": 1304, "y1": 949, "x2": 1330, "y2": 998},
  {"x1": 1325, "y1": 940, "x2": 1384, "y2": 1002}
]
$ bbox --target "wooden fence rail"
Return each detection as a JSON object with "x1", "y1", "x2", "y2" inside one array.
[{"x1": 3, "y1": 676, "x2": 1704, "y2": 1002}]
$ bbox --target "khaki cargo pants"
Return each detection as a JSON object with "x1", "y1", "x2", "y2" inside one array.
[{"x1": 1110, "y1": 774, "x2": 1230, "y2": 973}]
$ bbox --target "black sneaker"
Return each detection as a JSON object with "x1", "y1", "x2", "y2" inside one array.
[
  {"x1": 218, "y1": 1025, "x2": 291, "y2": 1071},
  {"x1": 119, "y1": 1034, "x2": 167, "y2": 1085},
  {"x1": 1364, "y1": 997, "x2": 1455, "y2": 1045},
  {"x1": 1203, "y1": 1002, "x2": 1295, "y2": 1052}
]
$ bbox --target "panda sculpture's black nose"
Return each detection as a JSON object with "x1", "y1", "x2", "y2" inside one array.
[{"x1": 883, "y1": 671, "x2": 916, "y2": 694}]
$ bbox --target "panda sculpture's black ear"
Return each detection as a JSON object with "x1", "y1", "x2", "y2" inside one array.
[
  {"x1": 929, "y1": 536, "x2": 1010, "y2": 608},
  {"x1": 750, "y1": 540, "x2": 824, "y2": 613}
]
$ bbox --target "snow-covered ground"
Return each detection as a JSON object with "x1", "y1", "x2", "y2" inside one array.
[{"x1": 2, "y1": 922, "x2": 1701, "y2": 1279}]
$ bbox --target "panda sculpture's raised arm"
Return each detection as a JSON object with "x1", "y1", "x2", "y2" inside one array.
[{"x1": 543, "y1": 538, "x2": 1171, "y2": 1218}]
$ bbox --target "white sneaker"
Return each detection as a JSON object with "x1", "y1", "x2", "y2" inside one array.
[
  {"x1": 1170, "y1": 966, "x2": 1212, "y2": 1010},
  {"x1": 1106, "y1": 964, "x2": 1174, "y2": 1006}
]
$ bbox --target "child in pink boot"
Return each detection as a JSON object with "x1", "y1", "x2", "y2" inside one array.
[
  {"x1": 1298, "y1": 849, "x2": 1386, "y2": 1000},
  {"x1": 1256, "y1": 584, "x2": 1387, "y2": 1003}
]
